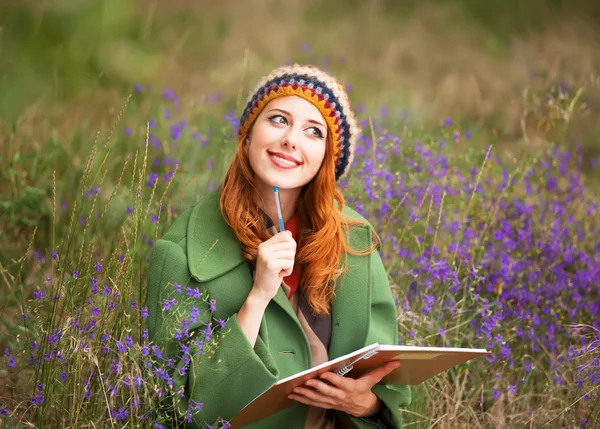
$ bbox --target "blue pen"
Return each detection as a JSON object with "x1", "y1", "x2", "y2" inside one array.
[{"x1": 273, "y1": 186, "x2": 285, "y2": 232}]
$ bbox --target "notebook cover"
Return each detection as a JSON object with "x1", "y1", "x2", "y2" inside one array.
[{"x1": 346, "y1": 345, "x2": 490, "y2": 385}]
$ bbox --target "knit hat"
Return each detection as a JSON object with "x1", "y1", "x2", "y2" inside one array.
[{"x1": 238, "y1": 64, "x2": 360, "y2": 182}]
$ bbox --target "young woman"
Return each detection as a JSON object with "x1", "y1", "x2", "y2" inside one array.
[{"x1": 147, "y1": 64, "x2": 411, "y2": 428}]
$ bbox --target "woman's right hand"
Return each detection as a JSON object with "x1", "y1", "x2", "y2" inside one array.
[{"x1": 252, "y1": 230, "x2": 297, "y2": 302}]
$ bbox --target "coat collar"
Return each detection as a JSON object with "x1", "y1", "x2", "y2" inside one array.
[{"x1": 186, "y1": 188, "x2": 246, "y2": 283}]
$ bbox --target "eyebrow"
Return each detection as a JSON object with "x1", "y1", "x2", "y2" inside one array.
[{"x1": 267, "y1": 108, "x2": 326, "y2": 128}]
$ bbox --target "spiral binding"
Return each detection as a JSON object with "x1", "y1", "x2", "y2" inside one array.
[{"x1": 334, "y1": 349, "x2": 379, "y2": 376}]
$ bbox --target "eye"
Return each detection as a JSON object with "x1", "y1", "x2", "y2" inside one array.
[
  {"x1": 307, "y1": 127, "x2": 325, "y2": 139},
  {"x1": 268, "y1": 115, "x2": 288, "y2": 125}
]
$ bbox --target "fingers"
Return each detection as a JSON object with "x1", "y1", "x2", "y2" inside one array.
[
  {"x1": 317, "y1": 372, "x2": 355, "y2": 392},
  {"x1": 358, "y1": 360, "x2": 401, "y2": 386},
  {"x1": 267, "y1": 230, "x2": 295, "y2": 244},
  {"x1": 305, "y1": 379, "x2": 344, "y2": 399}
]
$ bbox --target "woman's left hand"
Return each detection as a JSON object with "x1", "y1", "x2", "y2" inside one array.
[{"x1": 288, "y1": 360, "x2": 401, "y2": 417}]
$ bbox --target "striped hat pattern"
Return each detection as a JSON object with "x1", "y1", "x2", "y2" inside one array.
[{"x1": 238, "y1": 64, "x2": 359, "y2": 182}]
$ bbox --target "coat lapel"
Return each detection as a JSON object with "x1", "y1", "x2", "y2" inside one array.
[
  {"x1": 186, "y1": 189, "x2": 303, "y2": 325},
  {"x1": 186, "y1": 190, "x2": 246, "y2": 283}
]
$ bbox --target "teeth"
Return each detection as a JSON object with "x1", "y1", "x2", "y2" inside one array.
[{"x1": 270, "y1": 154, "x2": 297, "y2": 166}]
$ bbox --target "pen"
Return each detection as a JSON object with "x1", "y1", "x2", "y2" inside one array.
[{"x1": 273, "y1": 186, "x2": 285, "y2": 232}]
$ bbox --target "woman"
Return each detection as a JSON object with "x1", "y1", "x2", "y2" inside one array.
[{"x1": 147, "y1": 64, "x2": 411, "y2": 428}]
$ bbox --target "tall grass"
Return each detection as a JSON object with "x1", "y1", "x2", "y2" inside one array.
[{"x1": 0, "y1": 64, "x2": 599, "y2": 428}]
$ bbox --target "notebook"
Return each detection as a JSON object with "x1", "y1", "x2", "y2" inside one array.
[{"x1": 228, "y1": 343, "x2": 490, "y2": 428}]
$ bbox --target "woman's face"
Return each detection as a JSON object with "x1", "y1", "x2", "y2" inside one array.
[{"x1": 246, "y1": 96, "x2": 328, "y2": 192}]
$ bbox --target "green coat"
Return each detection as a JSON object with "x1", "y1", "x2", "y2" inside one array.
[{"x1": 147, "y1": 189, "x2": 411, "y2": 428}]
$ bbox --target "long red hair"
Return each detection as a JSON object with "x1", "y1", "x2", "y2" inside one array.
[{"x1": 219, "y1": 127, "x2": 379, "y2": 316}]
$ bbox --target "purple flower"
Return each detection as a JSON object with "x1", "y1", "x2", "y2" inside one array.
[
  {"x1": 209, "y1": 299, "x2": 217, "y2": 312},
  {"x1": 124, "y1": 126, "x2": 132, "y2": 136},
  {"x1": 73, "y1": 271, "x2": 79, "y2": 279},
  {"x1": 491, "y1": 388, "x2": 501, "y2": 400},
  {"x1": 186, "y1": 287, "x2": 202, "y2": 299},
  {"x1": 33, "y1": 290, "x2": 46, "y2": 300},
  {"x1": 4, "y1": 349, "x2": 16, "y2": 368},
  {"x1": 162, "y1": 298, "x2": 176, "y2": 311}
]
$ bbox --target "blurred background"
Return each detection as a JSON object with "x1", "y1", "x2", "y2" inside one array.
[{"x1": 2, "y1": 0, "x2": 600, "y2": 161}]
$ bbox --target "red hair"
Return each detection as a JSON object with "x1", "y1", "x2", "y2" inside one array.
[{"x1": 219, "y1": 128, "x2": 379, "y2": 316}]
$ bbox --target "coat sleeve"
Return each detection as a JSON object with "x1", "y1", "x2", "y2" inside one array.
[
  {"x1": 147, "y1": 238, "x2": 280, "y2": 427},
  {"x1": 336, "y1": 227, "x2": 412, "y2": 429}
]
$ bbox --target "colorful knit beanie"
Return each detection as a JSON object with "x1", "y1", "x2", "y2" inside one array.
[{"x1": 238, "y1": 64, "x2": 360, "y2": 182}]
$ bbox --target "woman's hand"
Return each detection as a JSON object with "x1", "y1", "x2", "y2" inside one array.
[
  {"x1": 252, "y1": 230, "x2": 296, "y2": 302},
  {"x1": 288, "y1": 360, "x2": 401, "y2": 417}
]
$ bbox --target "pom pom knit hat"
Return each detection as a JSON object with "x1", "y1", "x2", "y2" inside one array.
[{"x1": 238, "y1": 64, "x2": 360, "y2": 182}]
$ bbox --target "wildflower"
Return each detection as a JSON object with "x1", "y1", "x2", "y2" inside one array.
[
  {"x1": 95, "y1": 262, "x2": 103, "y2": 273},
  {"x1": 50, "y1": 249, "x2": 58, "y2": 260},
  {"x1": 209, "y1": 299, "x2": 217, "y2": 312},
  {"x1": 146, "y1": 172, "x2": 158, "y2": 187},
  {"x1": 491, "y1": 388, "x2": 501, "y2": 400},
  {"x1": 4, "y1": 349, "x2": 16, "y2": 368},
  {"x1": 190, "y1": 306, "x2": 200, "y2": 323},
  {"x1": 152, "y1": 345, "x2": 163, "y2": 359},
  {"x1": 141, "y1": 307, "x2": 149, "y2": 318},
  {"x1": 32, "y1": 383, "x2": 44, "y2": 407},
  {"x1": 73, "y1": 271, "x2": 79, "y2": 279},
  {"x1": 186, "y1": 287, "x2": 202, "y2": 299},
  {"x1": 162, "y1": 298, "x2": 177, "y2": 311},
  {"x1": 33, "y1": 290, "x2": 46, "y2": 300}
]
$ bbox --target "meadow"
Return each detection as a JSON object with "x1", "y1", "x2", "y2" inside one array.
[{"x1": 1, "y1": 2, "x2": 600, "y2": 428}]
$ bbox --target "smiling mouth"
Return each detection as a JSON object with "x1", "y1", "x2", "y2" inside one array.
[{"x1": 268, "y1": 152, "x2": 301, "y2": 167}]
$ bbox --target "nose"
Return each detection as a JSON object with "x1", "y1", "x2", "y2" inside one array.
[{"x1": 281, "y1": 127, "x2": 301, "y2": 150}]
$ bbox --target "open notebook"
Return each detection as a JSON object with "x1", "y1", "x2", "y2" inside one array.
[{"x1": 228, "y1": 343, "x2": 490, "y2": 428}]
